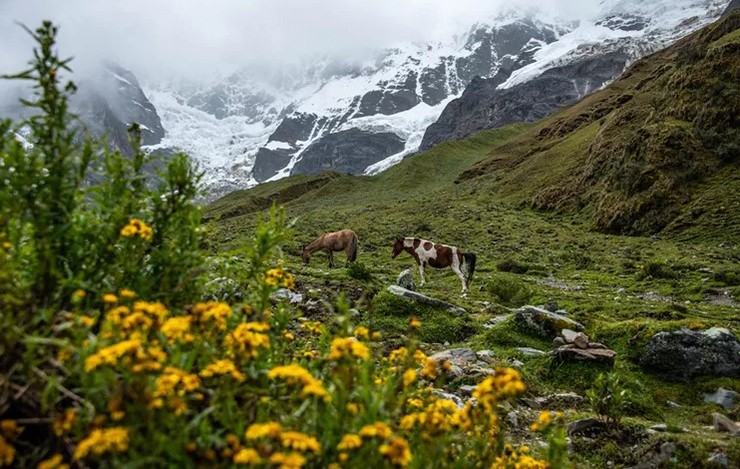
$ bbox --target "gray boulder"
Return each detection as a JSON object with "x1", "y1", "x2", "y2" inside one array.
[
  {"x1": 513, "y1": 305, "x2": 584, "y2": 338},
  {"x1": 428, "y1": 348, "x2": 478, "y2": 368},
  {"x1": 396, "y1": 269, "x2": 417, "y2": 291},
  {"x1": 640, "y1": 328, "x2": 740, "y2": 381},
  {"x1": 713, "y1": 413, "x2": 739, "y2": 435},
  {"x1": 704, "y1": 388, "x2": 738, "y2": 410},
  {"x1": 386, "y1": 285, "x2": 468, "y2": 315}
]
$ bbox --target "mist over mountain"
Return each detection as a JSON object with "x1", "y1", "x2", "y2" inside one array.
[{"x1": 0, "y1": 0, "x2": 730, "y2": 200}]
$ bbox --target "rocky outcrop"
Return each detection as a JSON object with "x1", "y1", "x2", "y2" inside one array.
[
  {"x1": 386, "y1": 285, "x2": 468, "y2": 315},
  {"x1": 704, "y1": 388, "x2": 738, "y2": 410},
  {"x1": 552, "y1": 329, "x2": 617, "y2": 366},
  {"x1": 513, "y1": 305, "x2": 584, "y2": 338},
  {"x1": 291, "y1": 129, "x2": 405, "y2": 176},
  {"x1": 75, "y1": 64, "x2": 165, "y2": 154},
  {"x1": 640, "y1": 328, "x2": 740, "y2": 381},
  {"x1": 419, "y1": 51, "x2": 630, "y2": 151},
  {"x1": 396, "y1": 269, "x2": 416, "y2": 291}
]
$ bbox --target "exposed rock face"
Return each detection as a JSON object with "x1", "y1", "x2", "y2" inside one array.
[
  {"x1": 386, "y1": 285, "x2": 468, "y2": 315},
  {"x1": 640, "y1": 328, "x2": 740, "y2": 381},
  {"x1": 396, "y1": 269, "x2": 417, "y2": 291},
  {"x1": 704, "y1": 388, "x2": 739, "y2": 410},
  {"x1": 291, "y1": 129, "x2": 405, "y2": 176},
  {"x1": 74, "y1": 64, "x2": 165, "y2": 155},
  {"x1": 513, "y1": 305, "x2": 584, "y2": 338},
  {"x1": 419, "y1": 52, "x2": 629, "y2": 151},
  {"x1": 723, "y1": 0, "x2": 740, "y2": 17}
]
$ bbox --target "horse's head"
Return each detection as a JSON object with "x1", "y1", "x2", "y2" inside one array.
[
  {"x1": 391, "y1": 237, "x2": 404, "y2": 259},
  {"x1": 300, "y1": 248, "x2": 311, "y2": 265}
]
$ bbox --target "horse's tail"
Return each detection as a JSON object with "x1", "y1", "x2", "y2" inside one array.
[
  {"x1": 463, "y1": 252, "x2": 476, "y2": 285},
  {"x1": 348, "y1": 233, "x2": 359, "y2": 262}
]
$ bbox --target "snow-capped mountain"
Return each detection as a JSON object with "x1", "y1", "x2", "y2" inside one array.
[{"x1": 139, "y1": 0, "x2": 727, "y2": 199}]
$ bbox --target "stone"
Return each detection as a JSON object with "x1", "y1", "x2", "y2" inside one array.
[
  {"x1": 649, "y1": 424, "x2": 668, "y2": 432},
  {"x1": 396, "y1": 269, "x2": 416, "y2": 291},
  {"x1": 640, "y1": 328, "x2": 740, "y2": 381},
  {"x1": 544, "y1": 392, "x2": 585, "y2": 409},
  {"x1": 562, "y1": 329, "x2": 590, "y2": 348},
  {"x1": 506, "y1": 411, "x2": 519, "y2": 428},
  {"x1": 562, "y1": 329, "x2": 580, "y2": 343},
  {"x1": 483, "y1": 314, "x2": 511, "y2": 329},
  {"x1": 574, "y1": 334, "x2": 590, "y2": 349},
  {"x1": 667, "y1": 400, "x2": 682, "y2": 408},
  {"x1": 387, "y1": 285, "x2": 468, "y2": 315},
  {"x1": 429, "y1": 348, "x2": 478, "y2": 368},
  {"x1": 553, "y1": 337, "x2": 566, "y2": 347},
  {"x1": 555, "y1": 309, "x2": 569, "y2": 316},
  {"x1": 513, "y1": 305, "x2": 585, "y2": 338},
  {"x1": 713, "y1": 413, "x2": 739, "y2": 434},
  {"x1": 544, "y1": 301, "x2": 559, "y2": 312},
  {"x1": 553, "y1": 344, "x2": 616, "y2": 366},
  {"x1": 704, "y1": 388, "x2": 738, "y2": 409},
  {"x1": 458, "y1": 385, "x2": 477, "y2": 396},
  {"x1": 515, "y1": 347, "x2": 547, "y2": 357},
  {"x1": 566, "y1": 418, "x2": 605, "y2": 436},
  {"x1": 707, "y1": 452, "x2": 729, "y2": 468},
  {"x1": 476, "y1": 349, "x2": 496, "y2": 364}
]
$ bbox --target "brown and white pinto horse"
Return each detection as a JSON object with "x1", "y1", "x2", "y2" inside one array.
[
  {"x1": 301, "y1": 229, "x2": 358, "y2": 268},
  {"x1": 391, "y1": 237, "x2": 476, "y2": 294}
]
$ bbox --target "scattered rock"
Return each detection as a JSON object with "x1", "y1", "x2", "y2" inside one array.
[
  {"x1": 386, "y1": 285, "x2": 468, "y2": 315},
  {"x1": 667, "y1": 400, "x2": 682, "y2": 408},
  {"x1": 561, "y1": 329, "x2": 590, "y2": 348},
  {"x1": 544, "y1": 301, "x2": 559, "y2": 312},
  {"x1": 348, "y1": 308, "x2": 362, "y2": 318},
  {"x1": 553, "y1": 345, "x2": 616, "y2": 365},
  {"x1": 515, "y1": 347, "x2": 547, "y2": 357},
  {"x1": 396, "y1": 269, "x2": 416, "y2": 291},
  {"x1": 649, "y1": 424, "x2": 668, "y2": 432},
  {"x1": 640, "y1": 327, "x2": 740, "y2": 381},
  {"x1": 713, "y1": 413, "x2": 739, "y2": 434},
  {"x1": 476, "y1": 349, "x2": 496, "y2": 364},
  {"x1": 555, "y1": 309, "x2": 569, "y2": 316},
  {"x1": 513, "y1": 305, "x2": 584, "y2": 338},
  {"x1": 273, "y1": 288, "x2": 304, "y2": 304},
  {"x1": 707, "y1": 452, "x2": 729, "y2": 468},
  {"x1": 482, "y1": 314, "x2": 511, "y2": 329},
  {"x1": 506, "y1": 411, "x2": 519, "y2": 428},
  {"x1": 458, "y1": 385, "x2": 476, "y2": 396},
  {"x1": 704, "y1": 388, "x2": 738, "y2": 409},
  {"x1": 553, "y1": 337, "x2": 566, "y2": 347},
  {"x1": 567, "y1": 418, "x2": 605, "y2": 436},
  {"x1": 509, "y1": 358, "x2": 525, "y2": 368},
  {"x1": 429, "y1": 348, "x2": 478, "y2": 368}
]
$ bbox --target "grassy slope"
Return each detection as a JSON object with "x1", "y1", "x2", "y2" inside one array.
[{"x1": 204, "y1": 15, "x2": 740, "y2": 467}]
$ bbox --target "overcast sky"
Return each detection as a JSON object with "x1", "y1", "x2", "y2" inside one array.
[{"x1": 0, "y1": 0, "x2": 600, "y2": 83}]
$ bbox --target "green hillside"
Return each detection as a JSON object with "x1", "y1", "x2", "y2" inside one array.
[{"x1": 205, "y1": 13, "x2": 740, "y2": 467}]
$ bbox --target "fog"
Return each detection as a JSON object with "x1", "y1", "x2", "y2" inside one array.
[{"x1": 0, "y1": 0, "x2": 601, "y2": 84}]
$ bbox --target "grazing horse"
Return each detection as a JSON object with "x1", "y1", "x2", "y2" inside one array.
[
  {"x1": 391, "y1": 237, "x2": 476, "y2": 294},
  {"x1": 301, "y1": 229, "x2": 358, "y2": 268}
]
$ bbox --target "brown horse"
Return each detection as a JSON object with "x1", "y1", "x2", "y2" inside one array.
[
  {"x1": 391, "y1": 237, "x2": 476, "y2": 294},
  {"x1": 302, "y1": 229, "x2": 358, "y2": 268}
]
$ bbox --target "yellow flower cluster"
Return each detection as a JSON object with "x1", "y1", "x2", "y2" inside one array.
[
  {"x1": 267, "y1": 365, "x2": 330, "y2": 402},
  {"x1": 53, "y1": 409, "x2": 77, "y2": 436},
  {"x1": 472, "y1": 368, "x2": 526, "y2": 413},
  {"x1": 160, "y1": 316, "x2": 194, "y2": 344},
  {"x1": 280, "y1": 431, "x2": 321, "y2": 454},
  {"x1": 270, "y1": 452, "x2": 306, "y2": 469},
  {"x1": 337, "y1": 433, "x2": 362, "y2": 451},
  {"x1": 530, "y1": 410, "x2": 563, "y2": 432},
  {"x1": 379, "y1": 436, "x2": 412, "y2": 467},
  {"x1": 37, "y1": 453, "x2": 69, "y2": 469},
  {"x1": 84, "y1": 339, "x2": 141, "y2": 371},
  {"x1": 191, "y1": 301, "x2": 232, "y2": 330},
  {"x1": 225, "y1": 322, "x2": 270, "y2": 358},
  {"x1": 400, "y1": 398, "x2": 469, "y2": 434},
  {"x1": 153, "y1": 367, "x2": 201, "y2": 401},
  {"x1": 120, "y1": 218, "x2": 153, "y2": 241},
  {"x1": 200, "y1": 359, "x2": 246, "y2": 382},
  {"x1": 0, "y1": 435, "x2": 14, "y2": 467},
  {"x1": 73, "y1": 427, "x2": 129, "y2": 461},
  {"x1": 491, "y1": 445, "x2": 548, "y2": 469},
  {"x1": 233, "y1": 448, "x2": 261, "y2": 465},
  {"x1": 245, "y1": 422, "x2": 283, "y2": 440},
  {"x1": 265, "y1": 268, "x2": 295, "y2": 289},
  {"x1": 240, "y1": 423, "x2": 320, "y2": 468},
  {"x1": 327, "y1": 337, "x2": 370, "y2": 361}
]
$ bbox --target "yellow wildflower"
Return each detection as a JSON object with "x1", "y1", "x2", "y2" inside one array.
[
  {"x1": 119, "y1": 288, "x2": 136, "y2": 298},
  {"x1": 353, "y1": 326, "x2": 369, "y2": 340},
  {"x1": 78, "y1": 315, "x2": 95, "y2": 327},
  {"x1": 372, "y1": 331, "x2": 382, "y2": 340},
  {"x1": 153, "y1": 367, "x2": 201, "y2": 398},
  {"x1": 269, "y1": 452, "x2": 306, "y2": 469},
  {"x1": 84, "y1": 339, "x2": 140, "y2": 371},
  {"x1": 160, "y1": 316, "x2": 194, "y2": 344},
  {"x1": 233, "y1": 448, "x2": 261, "y2": 465},
  {"x1": 200, "y1": 359, "x2": 246, "y2": 382},
  {"x1": 102, "y1": 293, "x2": 118, "y2": 304},
  {"x1": 359, "y1": 422, "x2": 392, "y2": 439},
  {"x1": 267, "y1": 365, "x2": 329, "y2": 401},
  {"x1": 337, "y1": 434, "x2": 362, "y2": 451},
  {"x1": 409, "y1": 317, "x2": 421, "y2": 328},
  {"x1": 0, "y1": 435, "x2": 13, "y2": 466},
  {"x1": 245, "y1": 422, "x2": 283, "y2": 440},
  {"x1": 402, "y1": 369, "x2": 417, "y2": 388},
  {"x1": 328, "y1": 337, "x2": 370, "y2": 361},
  {"x1": 346, "y1": 402, "x2": 361, "y2": 415},
  {"x1": 379, "y1": 437, "x2": 412, "y2": 467},
  {"x1": 37, "y1": 453, "x2": 69, "y2": 469},
  {"x1": 225, "y1": 322, "x2": 270, "y2": 358},
  {"x1": 0, "y1": 421, "x2": 21, "y2": 439},
  {"x1": 72, "y1": 289, "x2": 86, "y2": 299},
  {"x1": 191, "y1": 301, "x2": 232, "y2": 330},
  {"x1": 280, "y1": 431, "x2": 321, "y2": 453},
  {"x1": 72, "y1": 427, "x2": 129, "y2": 460},
  {"x1": 1, "y1": 242, "x2": 10, "y2": 250}
]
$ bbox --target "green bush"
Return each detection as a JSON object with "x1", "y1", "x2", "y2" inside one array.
[
  {"x1": 636, "y1": 260, "x2": 679, "y2": 280},
  {"x1": 486, "y1": 273, "x2": 533, "y2": 307},
  {"x1": 347, "y1": 261, "x2": 373, "y2": 281},
  {"x1": 496, "y1": 258, "x2": 530, "y2": 274},
  {"x1": 586, "y1": 373, "x2": 631, "y2": 426}
]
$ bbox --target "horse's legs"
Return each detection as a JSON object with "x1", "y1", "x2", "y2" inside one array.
[
  {"x1": 418, "y1": 262, "x2": 426, "y2": 286},
  {"x1": 327, "y1": 250, "x2": 335, "y2": 268},
  {"x1": 451, "y1": 264, "x2": 468, "y2": 294}
]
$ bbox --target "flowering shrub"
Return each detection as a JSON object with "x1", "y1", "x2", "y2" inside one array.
[{"x1": 0, "y1": 22, "x2": 569, "y2": 468}]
